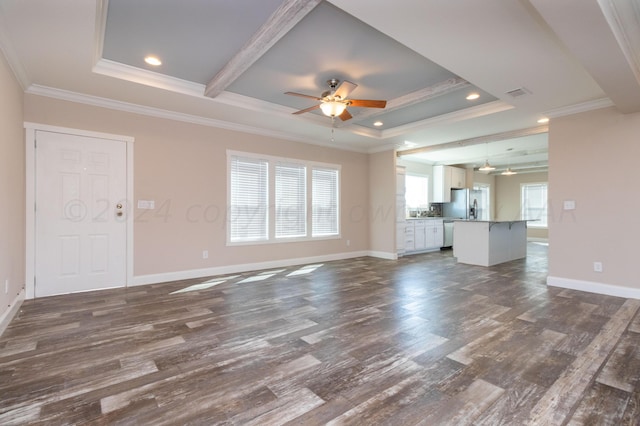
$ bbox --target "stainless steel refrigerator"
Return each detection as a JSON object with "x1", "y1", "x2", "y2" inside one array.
[{"x1": 443, "y1": 188, "x2": 483, "y2": 219}]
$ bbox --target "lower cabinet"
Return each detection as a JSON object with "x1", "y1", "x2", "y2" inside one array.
[
  {"x1": 426, "y1": 220, "x2": 444, "y2": 249},
  {"x1": 405, "y1": 219, "x2": 443, "y2": 253},
  {"x1": 396, "y1": 222, "x2": 406, "y2": 254},
  {"x1": 414, "y1": 220, "x2": 426, "y2": 250}
]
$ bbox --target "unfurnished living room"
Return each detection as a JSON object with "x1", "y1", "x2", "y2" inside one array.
[{"x1": 2, "y1": 1, "x2": 640, "y2": 425}]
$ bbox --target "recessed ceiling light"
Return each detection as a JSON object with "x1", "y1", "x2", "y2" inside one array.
[
  {"x1": 144, "y1": 56, "x2": 162, "y2": 66},
  {"x1": 404, "y1": 141, "x2": 417, "y2": 147},
  {"x1": 373, "y1": 121, "x2": 383, "y2": 127},
  {"x1": 537, "y1": 117, "x2": 549, "y2": 124},
  {"x1": 466, "y1": 93, "x2": 480, "y2": 100}
]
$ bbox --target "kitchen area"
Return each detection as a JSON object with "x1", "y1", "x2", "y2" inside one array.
[{"x1": 396, "y1": 163, "x2": 532, "y2": 266}]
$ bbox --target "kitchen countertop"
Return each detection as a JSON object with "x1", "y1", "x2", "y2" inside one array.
[
  {"x1": 406, "y1": 217, "x2": 445, "y2": 220},
  {"x1": 451, "y1": 219, "x2": 529, "y2": 223}
]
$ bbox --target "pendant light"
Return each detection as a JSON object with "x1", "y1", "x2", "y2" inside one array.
[
  {"x1": 478, "y1": 143, "x2": 495, "y2": 171},
  {"x1": 501, "y1": 167, "x2": 517, "y2": 175}
]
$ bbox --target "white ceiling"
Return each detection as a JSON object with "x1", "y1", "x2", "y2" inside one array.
[{"x1": 1, "y1": 0, "x2": 640, "y2": 173}]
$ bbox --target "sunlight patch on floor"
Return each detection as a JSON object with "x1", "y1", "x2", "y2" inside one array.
[
  {"x1": 238, "y1": 269, "x2": 286, "y2": 284},
  {"x1": 287, "y1": 264, "x2": 323, "y2": 277},
  {"x1": 170, "y1": 276, "x2": 240, "y2": 294}
]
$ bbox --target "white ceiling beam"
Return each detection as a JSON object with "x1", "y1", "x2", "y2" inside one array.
[
  {"x1": 385, "y1": 77, "x2": 471, "y2": 112},
  {"x1": 397, "y1": 125, "x2": 548, "y2": 157},
  {"x1": 204, "y1": 0, "x2": 322, "y2": 98}
]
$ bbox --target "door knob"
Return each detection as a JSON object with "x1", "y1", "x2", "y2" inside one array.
[{"x1": 116, "y1": 203, "x2": 123, "y2": 209}]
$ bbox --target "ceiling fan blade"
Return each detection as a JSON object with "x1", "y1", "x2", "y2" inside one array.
[
  {"x1": 348, "y1": 99, "x2": 387, "y2": 108},
  {"x1": 285, "y1": 91, "x2": 322, "y2": 101},
  {"x1": 292, "y1": 104, "x2": 321, "y2": 115},
  {"x1": 334, "y1": 80, "x2": 357, "y2": 100},
  {"x1": 338, "y1": 108, "x2": 353, "y2": 121}
]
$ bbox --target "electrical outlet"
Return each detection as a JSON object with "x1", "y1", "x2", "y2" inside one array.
[
  {"x1": 202, "y1": 250, "x2": 209, "y2": 259},
  {"x1": 346, "y1": 239, "x2": 350, "y2": 246},
  {"x1": 593, "y1": 262, "x2": 603, "y2": 272},
  {"x1": 4, "y1": 279, "x2": 8, "y2": 294}
]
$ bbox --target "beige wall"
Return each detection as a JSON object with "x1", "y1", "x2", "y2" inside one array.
[
  {"x1": 549, "y1": 107, "x2": 640, "y2": 288},
  {"x1": 368, "y1": 150, "x2": 395, "y2": 255},
  {"x1": 0, "y1": 50, "x2": 25, "y2": 318},
  {"x1": 24, "y1": 94, "x2": 371, "y2": 277},
  {"x1": 495, "y1": 171, "x2": 549, "y2": 239}
]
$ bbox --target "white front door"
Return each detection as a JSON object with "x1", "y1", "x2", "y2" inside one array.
[{"x1": 35, "y1": 130, "x2": 127, "y2": 297}]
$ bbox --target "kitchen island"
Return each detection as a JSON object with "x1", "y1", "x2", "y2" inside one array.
[{"x1": 453, "y1": 220, "x2": 528, "y2": 266}]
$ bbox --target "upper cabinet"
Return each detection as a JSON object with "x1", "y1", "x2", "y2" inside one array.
[
  {"x1": 451, "y1": 167, "x2": 466, "y2": 189},
  {"x1": 433, "y1": 165, "x2": 466, "y2": 202}
]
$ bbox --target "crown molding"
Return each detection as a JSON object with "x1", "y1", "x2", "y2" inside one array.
[
  {"x1": 380, "y1": 100, "x2": 514, "y2": 139},
  {"x1": 24, "y1": 84, "x2": 371, "y2": 153},
  {"x1": 543, "y1": 97, "x2": 614, "y2": 118},
  {"x1": 597, "y1": 0, "x2": 640, "y2": 85}
]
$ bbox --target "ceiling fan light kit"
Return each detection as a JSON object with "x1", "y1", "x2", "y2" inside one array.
[
  {"x1": 286, "y1": 78, "x2": 387, "y2": 121},
  {"x1": 320, "y1": 100, "x2": 347, "y2": 117}
]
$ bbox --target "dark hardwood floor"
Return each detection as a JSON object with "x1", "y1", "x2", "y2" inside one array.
[{"x1": 1, "y1": 243, "x2": 639, "y2": 425}]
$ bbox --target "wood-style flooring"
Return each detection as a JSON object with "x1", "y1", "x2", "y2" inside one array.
[{"x1": 1, "y1": 243, "x2": 640, "y2": 425}]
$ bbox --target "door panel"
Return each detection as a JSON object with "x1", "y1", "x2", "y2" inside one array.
[{"x1": 35, "y1": 130, "x2": 127, "y2": 297}]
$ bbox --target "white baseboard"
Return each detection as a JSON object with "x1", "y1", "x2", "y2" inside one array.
[
  {"x1": 0, "y1": 288, "x2": 25, "y2": 337},
  {"x1": 368, "y1": 250, "x2": 398, "y2": 260},
  {"x1": 547, "y1": 276, "x2": 640, "y2": 300},
  {"x1": 132, "y1": 250, "x2": 375, "y2": 286}
]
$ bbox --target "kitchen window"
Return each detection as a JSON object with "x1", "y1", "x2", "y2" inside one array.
[
  {"x1": 405, "y1": 175, "x2": 429, "y2": 211},
  {"x1": 521, "y1": 183, "x2": 548, "y2": 227},
  {"x1": 473, "y1": 183, "x2": 491, "y2": 220},
  {"x1": 228, "y1": 151, "x2": 340, "y2": 244}
]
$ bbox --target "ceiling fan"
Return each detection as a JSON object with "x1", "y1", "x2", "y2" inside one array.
[{"x1": 285, "y1": 78, "x2": 387, "y2": 121}]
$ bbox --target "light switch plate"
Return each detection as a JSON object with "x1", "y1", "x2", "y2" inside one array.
[
  {"x1": 563, "y1": 200, "x2": 576, "y2": 210},
  {"x1": 137, "y1": 200, "x2": 155, "y2": 209}
]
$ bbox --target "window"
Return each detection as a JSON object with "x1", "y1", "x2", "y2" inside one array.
[
  {"x1": 405, "y1": 175, "x2": 429, "y2": 209},
  {"x1": 229, "y1": 155, "x2": 268, "y2": 242},
  {"x1": 312, "y1": 167, "x2": 339, "y2": 236},
  {"x1": 228, "y1": 151, "x2": 340, "y2": 244},
  {"x1": 521, "y1": 183, "x2": 548, "y2": 227},
  {"x1": 275, "y1": 162, "x2": 307, "y2": 238},
  {"x1": 473, "y1": 183, "x2": 491, "y2": 221}
]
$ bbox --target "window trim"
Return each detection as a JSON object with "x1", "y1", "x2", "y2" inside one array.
[{"x1": 227, "y1": 150, "x2": 341, "y2": 246}]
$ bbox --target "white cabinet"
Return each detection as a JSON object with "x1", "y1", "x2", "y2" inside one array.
[
  {"x1": 405, "y1": 219, "x2": 443, "y2": 252},
  {"x1": 426, "y1": 219, "x2": 444, "y2": 249},
  {"x1": 396, "y1": 222, "x2": 406, "y2": 252},
  {"x1": 451, "y1": 167, "x2": 466, "y2": 189},
  {"x1": 414, "y1": 220, "x2": 426, "y2": 250},
  {"x1": 404, "y1": 221, "x2": 415, "y2": 251},
  {"x1": 396, "y1": 167, "x2": 406, "y2": 254},
  {"x1": 396, "y1": 166, "x2": 406, "y2": 195},
  {"x1": 433, "y1": 166, "x2": 466, "y2": 202}
]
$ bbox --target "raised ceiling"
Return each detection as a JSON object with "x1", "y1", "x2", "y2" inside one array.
[{"x1": 1, "y1": 0, "x2": 640, "y2": 172}]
